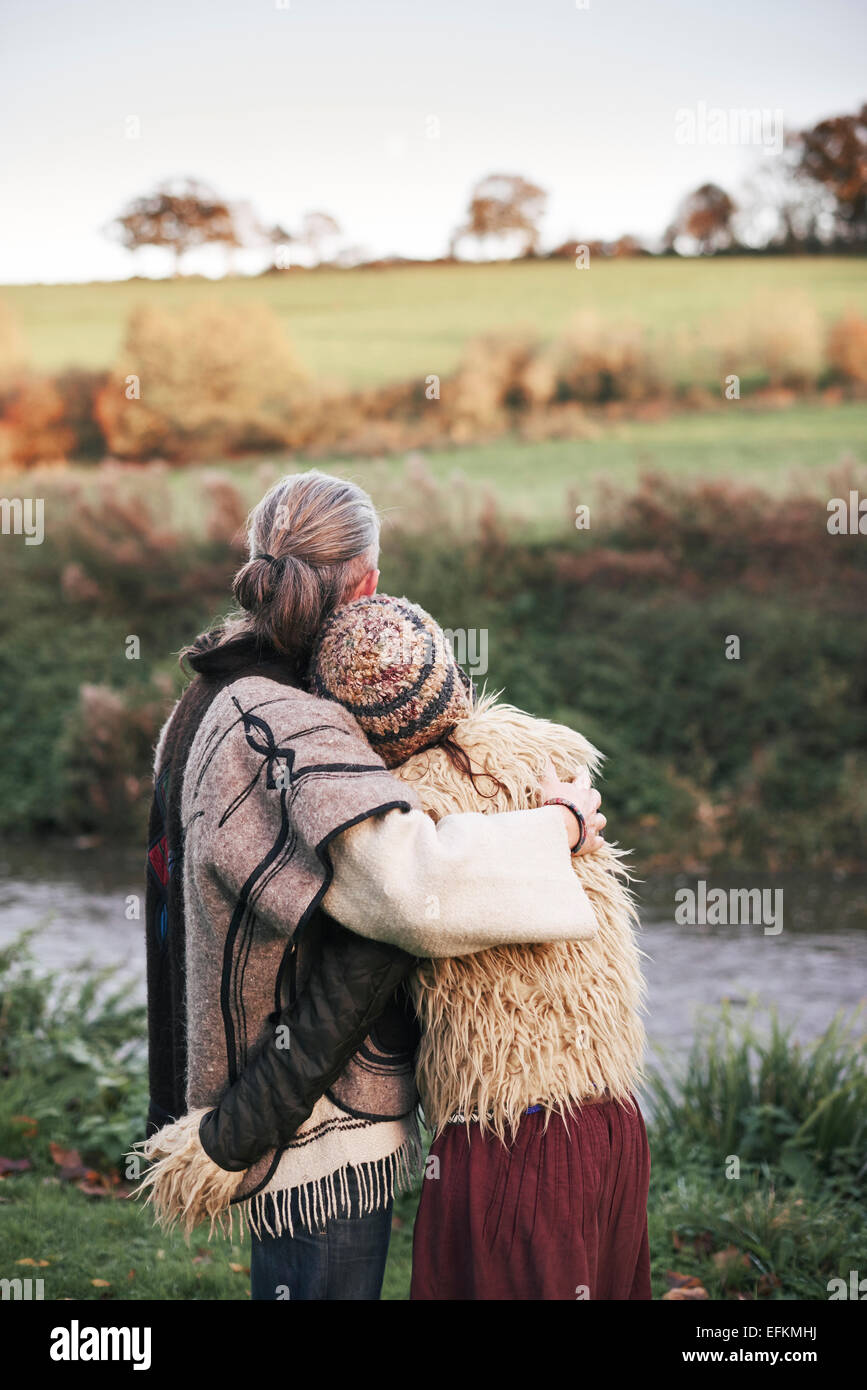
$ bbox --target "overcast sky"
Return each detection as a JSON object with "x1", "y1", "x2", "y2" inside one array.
[{"x1": 1, "y1": 0, "x2": 864, "y2": 283}]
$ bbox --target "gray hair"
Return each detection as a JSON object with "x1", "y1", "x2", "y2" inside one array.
[{"x1": 232, "y1": 471, "x2": 380, "y2": 659}]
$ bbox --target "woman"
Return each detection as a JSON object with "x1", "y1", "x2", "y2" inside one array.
[
  {"x1": 140, "y1": 469, "x2": 606, "y2": 1302},
  {"x1": 307, "y1": 592, "x2": 650, "y2": 1301}
]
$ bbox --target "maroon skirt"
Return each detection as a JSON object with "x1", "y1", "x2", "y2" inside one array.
[{"x1": 410, "y1": 1096, "x2": 652, "y2": 1301}]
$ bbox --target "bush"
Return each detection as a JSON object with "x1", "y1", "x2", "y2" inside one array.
[
  {"x1": 4, "y1": 300, "x2": 867, "y2": 467},
  {"x1": 448, "y1": 332, "x2": 542, "y2": 440},
  {"x1": 0, "y1": 376, "x2": 76, "y2": 466},
  {"x1": 1, "y1": 462, "x2": 865, "y2": 866},
  {"x1": 715, "y1": 291, "x2": 825, "y2": 390},
  {"x1": 646, "y1": 1007, "x2": 867, "y2": 1196},
  {"x1": 57, "y1": 682, "x2": 168, "y2": 839},
  {"x1": 0, "y1": 933, "x2": 147, "y2": 1171},
  {"x1": 549, "y1": 311, "x2": 665, "y2": 403},
  {"x1": 0, "y1": 297, "x2": 26, "y2": 388},
  {"x1": 828, "y1": 313, "x2": 867, "y2": 387},
  {"x1": 94, "y1": 301, "x2": 310, "y2": 461}
]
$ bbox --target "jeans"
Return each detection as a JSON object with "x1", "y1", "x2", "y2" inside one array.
[{"x1": 249, "y1": 1168, "x2": 394, "y2": 1301}]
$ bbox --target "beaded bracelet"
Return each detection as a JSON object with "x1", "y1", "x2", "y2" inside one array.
[{"x1": 543, "y1": 797, "x2": 587, "y2": 852}]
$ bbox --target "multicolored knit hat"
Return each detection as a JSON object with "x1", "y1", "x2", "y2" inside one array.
[{"x1": 309, "y1": 595, "x2": 474, "y2": 767}]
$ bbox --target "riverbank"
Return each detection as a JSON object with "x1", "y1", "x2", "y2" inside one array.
[
  {"x1": 0, "y1": 933, "x2": 863, "y2": 1301},
  {"x1": 1, "y1": 457, "x2": 865, "y2": 871}
]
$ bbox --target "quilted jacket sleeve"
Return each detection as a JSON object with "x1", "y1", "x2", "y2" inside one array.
[{"x1": 198, "y1": 913, "x2": 416, "y2": 1171}]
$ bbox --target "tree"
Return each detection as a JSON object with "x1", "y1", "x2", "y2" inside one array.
[
  {"x1": 795, "y1": 104, "x2": 867, "y2": 247},
  {"x1": 298, "y1": 211, "x2": 341, "y2": 265},
  {"x1": 665, "y1": 183, "x2": 737, "y2": 255},
  {"x1": 451, "y1": 173, "x2": 547, "y2": 258},
  {"x1": 263, "y1": 223, "x2": 295, "y2": 270},
  {"x1": 106, "y1": 178, "x2": 241, "y2": 274},
  {"x1": 738, "y1": 139, "x2": 830, "y2": 251}
]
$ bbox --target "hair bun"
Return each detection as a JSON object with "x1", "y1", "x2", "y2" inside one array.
[{"x1": 233, "y1": 555, "x2": 283, "y2": 611}]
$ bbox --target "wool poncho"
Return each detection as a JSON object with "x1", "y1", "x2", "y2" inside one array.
[{"x1": 144, "y1": 656, "x2": 423, "y2": 1236}]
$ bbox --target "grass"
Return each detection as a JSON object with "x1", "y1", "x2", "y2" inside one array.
[
  {"x1": 334, "y1": 401, "x2": 867, "y2": 526},
  {"x1": 1, "y1": 935, "x2": 864, "y2": 1301},
  {"x1": 121, "y1": 400, "x2": 867, "y2": 535},
  {"x1": 5, "y1": 1150, "x2": 864, "y2": 1301},
  {"x1": 3, "y1": 257, "x2": 867, "y2": 386},
  {"x1": 6, "y1": 1144, "x2": 864, "y2": 1302}
]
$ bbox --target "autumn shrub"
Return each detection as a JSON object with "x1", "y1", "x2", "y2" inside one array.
[
  {"x1": 5, "y1": 301, "x2": 867, "y2": 467},
  {"x1": 547, "y1": 312, "x2": 665, "y2": 403},
  {"x1": 94, "y1": 301, "x2": 310, "y2": 461},
  {"x1": 53, "y1": 369, "x2": 109, "y2": 457},
  {"x1": 51, "y1": 462, "x2": 247, "y2": 611},
  {"x1": 595, "y1": 469, "x2": 867, "y2": 600},
  {"x1": 0, "y1": 298, "x2": 26, "y2": 389},
  {"x1": 828, "y1": 313, "x2": 867, "y2": 387},
  {"x1": 57, "y1": 682, "x2": 170, "y2": 838},
  {"x1": 447, "y1": 332, "x2": 542, "y2": 440},
  {"x1": 715, "y1": 291, "x2": 825, "y2": 390},
  {"x1": 0, "y1": 376, "x2": 77, "y2": 466}
]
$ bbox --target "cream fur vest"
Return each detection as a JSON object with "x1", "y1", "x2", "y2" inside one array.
[{"x1": 392, "y1": 696, "x2": 646, "y2": 1139}]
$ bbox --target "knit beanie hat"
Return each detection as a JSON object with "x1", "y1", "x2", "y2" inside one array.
[{"x1": 309, "y1": 594, "x2": 474, "y2": 767}]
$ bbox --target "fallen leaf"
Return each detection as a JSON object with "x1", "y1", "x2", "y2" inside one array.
[
  {"x1": 48, "y1": 1143, "x2": 99, "y2": 1182},
  {"x1": 0, "y1": 1157, "x2": 32, "y2": 1175},
  {"x1": 758, "y1": 1272, "x2": 782, "y2": 1296},
  {"x1": 662, "y1": 1285, "x2": 710, "y2": 1300},
  {"x1": 90, "y1": 1279, "x2": 111, "y2": 1288},
  {"x1": 127, "y1": 1270, "x2": 136, "y2": 1282},
  {"x1": 11, "y1": 1116, "x2": 38, "y2": 1138},
  {"x1": 228, "y1": 1263, "x2": 249, "y2": 1275},
  {"x1": 665, "y1": 1270, "x2": 705, "y2": 1290},
  {"x1": 712, "y1": 1245, "x2": 751, "y2": 1272},
  {"x1": 49, "y1": 1142, "x2": 82, "y2": 1169},
  {"x1": 76, "y1": 1173, "x2": 123, "y2": 1197},
  {"x1": 192, "y1": 1255, "x2": 213, "y2": 1267}
]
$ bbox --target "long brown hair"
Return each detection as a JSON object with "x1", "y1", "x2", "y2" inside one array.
[{"x1": 439, "y1": 733, "x2": 506, "y2": 801}]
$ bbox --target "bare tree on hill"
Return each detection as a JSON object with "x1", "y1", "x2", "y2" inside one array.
[
  {"x1": 450, "y1": 173, "x2": 547, "y2": 259},
  {"x1": 106, "y1": 178, "x2": 241, "y2": 275}
]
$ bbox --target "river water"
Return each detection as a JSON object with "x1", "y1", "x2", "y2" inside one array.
[{"x1": 1, "y1": 842, "x2": 864, "y2": 1074}]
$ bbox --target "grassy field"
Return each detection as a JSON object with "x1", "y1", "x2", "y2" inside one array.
[
  {"x1": 149, "y1": 400, "x2": 867, "y2": 533},
  {"x1": 4, "y1": 257, "x2": 866, "y2": 386},
  {"x1": 334, "y1": 400, "x2": 867, "y2": 522}
]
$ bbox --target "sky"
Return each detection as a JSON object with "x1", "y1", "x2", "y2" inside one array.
[{"x1": 1, "y1": 0, "x2": 864, "y2": 283}]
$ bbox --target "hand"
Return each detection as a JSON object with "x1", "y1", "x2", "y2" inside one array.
[{"x1": 539, "y1": 760, "x2": 606, "y2": 855}]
